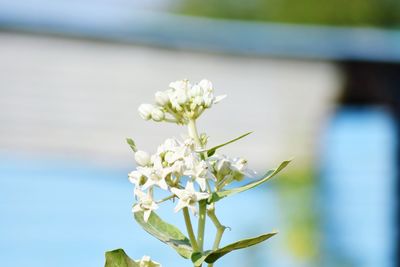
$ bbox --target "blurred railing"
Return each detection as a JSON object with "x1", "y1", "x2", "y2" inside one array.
[{"x1": 0, "y1": 1, "x2": 400, "y2": 62}]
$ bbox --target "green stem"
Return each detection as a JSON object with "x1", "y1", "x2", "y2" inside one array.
[
  {"x1": 206, "y1": 207, "x2": 226, "y2": 267},
  {"x1": 197, "y1": 200, "x2": 207, "y2": 251},
  {"x1": 183, "y1": 207, "x2": 200, "y2": 252},
  {"x1": 188, "y1": 119, "x2": 208, "y2": 253},
  {"x1": 188, "y1": 119, "x2": 202, "y2": 147},
  {"x1": 156, "y1": 194, "x2": 175, "y2": 204},
  {"x1": 207, "y1": 207, "x2": 226, "y2": 250}
]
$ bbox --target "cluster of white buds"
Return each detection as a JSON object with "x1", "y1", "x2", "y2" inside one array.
[
  {"x1": 129, "y1": 137, "x2": 215, "y2": 221},
  {"x1": 138, "y1": 79, "x2": 226, "y2": 124},
  {"x1": 133, "y1": 255, "x2": 161, "y2": 267}
]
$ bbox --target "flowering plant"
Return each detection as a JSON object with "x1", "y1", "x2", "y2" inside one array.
[{"x1": 104, "y1": 79, "x2": 290, "y2": 267}]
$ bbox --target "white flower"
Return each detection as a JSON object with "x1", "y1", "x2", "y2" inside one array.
[
  {"x1": 141, "y1": 157, "x2": 169, "y2": 190},
  {"x1": 151, "y1": 108, "x2": 165, "y2": 122},
  {"x1": 169, "y1": 91, "x2": 186, "y2": 111},
  {"x1": 139, "y1": 168, "x2": 168, "y2": 191},
  {"x1": 231, "y1": 158, "x2": 256, "y2": 177},
  {"x1": 156, "y1": 137, "x2": 193, "y2": 164},
  {"x1": 184, "y1": 155, "x2": 211, "y2": 191},
  {"x1": 134, "y1": 255, "x2": 162, "y2": 267},
  {"x1": 138, "y1": 104, "x2": 154, "y2": 120},
  {"x1": 128, "y1": 170, "x2": 146, "y2": 187},
  {"x1": 157, "y1": 138, "x2": 180, "y2": 155},
  {"x1": 155, "y1": 91, "x2": 169, "y2": 106},
  {"x1": 171, "y1": 182, "x2": 209, "y2": 215},
  {"x1": 198, "y1": 79, "x2": 213, "y2": 92},
  {"x1": 210, "y1": 155, "x2": 256, "y2": 185},
  {"x1": 170, "y1": 139, "x2": 193, "y2": 162},
  {"x1": 135, "y1": 150, "x2": 151, "y2": 166},
  {"x1": 170, "y1": 160, "x2": 185, "y2": 176},
  {"x1": 169, "y1": 80, "x2": 190, "y2": 91},
  {"x1": 132, "y1": 189, "x2": 158, "y2": 222}
]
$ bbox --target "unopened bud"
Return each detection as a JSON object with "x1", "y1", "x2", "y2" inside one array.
[
  {"x1": 138, "y1": 104, "x2": 154, "y2": 120},
  {"x1": 134, "y1": 150, "x2": 151, "y2": 166},
  {"x1": 198, "y1": 79, "x2": 213, "y2": 92},
  {"x1": 151, "y1": 108, "x2": 165, "y2": 122},
  {"x1": 176, "y1": 89, "x2": 188, "y2": 105},
  {"x1": 216, "y1": 159, "x2": 231, "y2": 176},
  {"x1": 190, "y1": 85, "x2": 202, "y2": 97},
  {"x1": 203, "y1": 95, "x2": 213, "y2": 108},
  {"x1": 155, "y1": 91, "x2": 169, "y2": 106}
]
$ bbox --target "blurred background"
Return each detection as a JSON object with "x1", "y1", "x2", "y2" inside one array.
[{"x1": 0, "y1": 1, "x2": 399, "y2": 266}]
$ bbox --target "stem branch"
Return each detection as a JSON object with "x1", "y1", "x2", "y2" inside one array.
[
  {"x1": 197, "y1": 200, "x2": 207, "y2": 251},
  {"x1": 207, "y1": 207, "x2": 226, "y2": 250},
  {"x1": 183, "y1": 207, "x2": 200, "y2": 252},
  {"x1": 207, "y1": 205, "x2": 227, "y2": 267}
]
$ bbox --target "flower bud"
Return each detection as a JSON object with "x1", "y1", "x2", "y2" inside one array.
[
  {"x1": 176, "y1": 89, "x2": 188, "y2": 105},
  {"x1": 232, "y1": 171, "x2": 245, "y2": 181},
  {"x1": 200, "y1": 133, "x2": 208, "y2": 147},
  {"x1": 203, "y1": 95, "x2": 213, "y2": 108},
  {"x1": 189, "y1": 85, "x2": 202, "y2": 97},
  {"x1": 151, "y1": 108, "x2": 165, "y2": 122},
  {"x1": 169, "y1": 80, "x2": 187, "y2": 91},
  {"x1": 155, "y1": 91, "x2": 169, "y2": 106},
  {"x1": 138, "y1": 104, "x2": 154, "y2": 120},
  {"x1": 216, "y1": 159, "x2": 231, "y2": 176},
  {"x1": 198, "y1": 79, "x2": 213, "y2": 92},
  {"x1": 134, "y1": 150, "x2": 151, "y2": 166}
]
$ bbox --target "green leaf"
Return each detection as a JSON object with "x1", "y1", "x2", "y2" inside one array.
[
  {"x1": 134, "y1": 211, "x2": 193, "y2": 259},
  {"x1": 209, "y1": 160, "x2": 291, "y2": 203},
  {"x1": 201, "y1": 132, "x2": 252, "y2": 157},
  {"x1": 105, "y1": 249, "x2": 138, "y2": 267},
  {"x1": 126, "y1": 138, "x2": 137, "y2": 152},
  {"x1": 191, "y1": 232, "x2": 277, "y2": 265}
]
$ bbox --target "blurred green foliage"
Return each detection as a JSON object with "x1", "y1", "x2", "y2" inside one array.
[
  {"x1": 177, "y1": 0, "x2": 400, "y2": 27},
  {"x1": 274, "y1": 167, "x2": 319, "y2": 263}
]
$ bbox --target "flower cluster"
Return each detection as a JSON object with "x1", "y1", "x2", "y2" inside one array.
[
  {"x1": 105, "y1": 78, "x2": 287, "y2": 267},
  {"x1": 129, "y1": 137, "x2": 254, "y2": 221},
  {"x1": 129, "y1": 137, "x2": 214, "y2": 221},
  {"x1": 138, "y1": 79, "x2": 226, "y2": 125}
]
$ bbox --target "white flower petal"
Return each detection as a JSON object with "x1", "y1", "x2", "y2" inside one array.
[
  {"x1": 144, "y1": 210, "x2": 152, "y2": 222},
  {"x1": 214, "y1": 94, "x2": 227, "y2": 104},
  {"x1": 174, "y1": 199, "x2": 187, "y2": 213}
]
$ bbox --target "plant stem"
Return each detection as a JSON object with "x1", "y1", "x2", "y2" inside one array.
[
  {"x1": 188, "y1": 119, "x2": 202, "y2": 147},
  {"x1": 183, "y1": 207, "x2": 200, "y2": 252},
  {"x1": 197, "y1": 200, "x2": 207, "y2": 251},
  {"x1": 156, "y1": 194, "x2": 175, "y2": 204},
  {"x1": 207, "y1": 207, "x2": 226, "y2": 250},
  {"x1": 206, "y1": 207, "x2": 226, "y2": 267},
  {"x1": 188, "y1": 119, "x2": 208, "y2": 254}
]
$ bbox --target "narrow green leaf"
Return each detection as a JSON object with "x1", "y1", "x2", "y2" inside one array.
[
  {"x1": 105, "y1": 249, "x2": 138, "y2": 267},
  {"x1": 192, "y1": 232, "x2": 277, "y2": 265},
  {"x1": 134, "y1": 211, "x2": 193, "y2": 259},
  {"x1": 201, "y1": 132, "x2": 252, "y2": 157},
  {"x1": 126, "y1": 138, "x2": 137, "y2": 152},
  {"x1": 209, "y1": 160, "x2": 291, "y2": 203}
]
